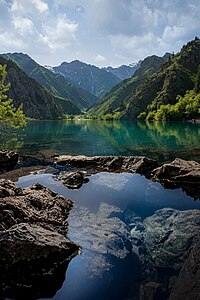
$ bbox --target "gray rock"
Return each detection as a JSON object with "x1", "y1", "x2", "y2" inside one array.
[
  {"x1": 55, "y1": 155, "x2": 158, "y2": 175},
  {"x1": 56, "y1": 171, "x2": 89, "y2": 189},
  {"x1": 169, "y1": 240, "x2": 200, "y2": 300},
  {"x1": 140, "y1": 282, "x2": 165, "y2": 300},
  {"x1": 69, "y1": 205, "x2": 131, "y2": 259},
  {"x1": 141, "y1": 208, "x2": 200, "y2": 272},
  {"x1": 150, "y1": 158, "x2": 200, "y2": 199},
  {"x1": 0, "y1": 179, "x2": 79, "y2": 298}
]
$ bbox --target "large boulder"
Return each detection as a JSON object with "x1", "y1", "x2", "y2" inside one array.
[
  {"x1": 150, "y1": 158, "x2": 200, "y2": 199},
  {"x1": 55, "y1": 155, "x2": 158, "y2": 175},
  {"x1": 0, "y1": 179, "x2": 79, "y2": 299},
  {"x1": 139, "y1": 208, "x2": 200, "y2": 297}
]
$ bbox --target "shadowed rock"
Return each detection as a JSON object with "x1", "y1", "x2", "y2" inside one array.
[
  {"x1": 139, "y1": 208, "x2": 200, "y2": 298},
  {"x1": 169, "y1": 239, "x2": 200, "y2": 300},
  {"x1": 150, "y1": 158, "x2": 200, "y2": 199},
  {"x1": 0, "y1": 179, "x2": 79, "y2": 299},
  {"x1": 56, "y1": 171, "x2": 89, "y2": 189},
  {"x1": 0, "y1": 150, "x2": 19, "y2": 171},
  {"x1": 55, "y1": 155, "x2": 158, "y2": 175}
]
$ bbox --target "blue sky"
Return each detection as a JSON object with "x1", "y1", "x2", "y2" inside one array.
[{"x1": 0, "y1": 0, "x2": 200, "y2": 67}]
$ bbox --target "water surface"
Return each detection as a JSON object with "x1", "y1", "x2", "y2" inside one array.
[
  {"x1": 16, "y1": 171, "x2": 200, "y2": 300},
  {"x1": 1, "y1": 120, "x2": 200, "y2": 162}
]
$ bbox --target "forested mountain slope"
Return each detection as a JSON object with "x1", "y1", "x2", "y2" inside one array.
[{"x1": 2, "y1": 53, "x2": 98, "y2": 111}]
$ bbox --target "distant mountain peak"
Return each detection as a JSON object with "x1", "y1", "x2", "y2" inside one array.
[
  {"x1": 53, "y1": 60, "x2": 121, "y2": 98},
  {"x1": 102, "y1": 61, "x2": 141, "y2": 81}
]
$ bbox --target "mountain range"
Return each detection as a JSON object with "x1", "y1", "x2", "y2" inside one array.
[
  {"x1": 1, "y1": 38, "x2": 199, "y2": 121},
  {"x1": 52, "y1": 60, "x2": 121, "y2": 98},
  {"x1": 1, "y1": 53, "x2": 98, "y2": 112},
  {"x1": 90, "y1": 38, "x2": 200, "y2": 120},
  {"x1": 102, "y1": 62, "x2": 141, "y2": 80},
  {"x1": 89, "y1": 53, "x2": 171, "y2": 116}
]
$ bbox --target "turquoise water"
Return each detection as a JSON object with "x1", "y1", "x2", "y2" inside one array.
[{"x1": 1, "y1": 119, "x2": 200, "y2": 162}]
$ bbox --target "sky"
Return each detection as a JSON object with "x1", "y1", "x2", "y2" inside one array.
[{"x1": 0, "y1": 0, "x2": 200, "y2": 67}]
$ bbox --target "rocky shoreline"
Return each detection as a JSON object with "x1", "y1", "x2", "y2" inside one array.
[
  {"x1": 0, "y1": 175, "x2": 79, "y2": 299},
  {"x1": 0, "y1": 151, "x2": 200, "y2": 299}
]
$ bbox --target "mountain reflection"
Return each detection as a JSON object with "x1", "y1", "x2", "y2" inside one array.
[{"x1": 2, "y1": 120, "x2": 200, "y2": 162}]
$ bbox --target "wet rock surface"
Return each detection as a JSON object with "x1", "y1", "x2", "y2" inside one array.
[
  {"x1": 169, "y1": 239, "x2": 200, "y2": 300},
  {"x1": 136, "y1": 208, "x2": 200, "y2": 299},
  {"x1": 1, "y1": 153, "x2": 200, "y2": 299},
  {"x1": 56, "y1": 171, "x2": 89, "y2": 189},
  {"x1": 150, "y1": 158, "x2": 200, "y2": 199},
  {"x1": 0, "y1": 179, "x2": 79, "y2": 299},
  {"x1": 55, "y1": 155, "x2": 159, "y2": 175}
]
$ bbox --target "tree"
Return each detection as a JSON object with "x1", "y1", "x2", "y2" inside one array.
[
  {"x1": 194, "y1": 65, "x2": 200, "y2": 93},
  {"x1": 0, "y1": 64, "x2": 26, "y2": 130}
]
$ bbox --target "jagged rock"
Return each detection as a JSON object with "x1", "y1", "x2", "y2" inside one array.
[
  {"x1": 150, "y1": 158, "x2": 200, "y2": 199},
  {"x1": 169, "y1": 240, "x2": 200, "y2": 300},
  {"x1": 139, "y1": 208, "x2": 200, "y2": 294},
  {"x1": 55, "y1": 155, "x2": 158, "y2": 175},
  {"x1": 0, "y1": 150, "x2": 19, "y2": 170},
  {"x1": 0, "y1": 179, "x2": 79, "y2": 298},
  {"x1": 56, "y1": 171, "x2": 89, "y2": 189},
  {"x1": 142, "y1": 208, "x2": 200, "y2": 270}
]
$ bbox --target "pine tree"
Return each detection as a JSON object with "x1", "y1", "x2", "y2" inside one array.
[{"x1": 0, "y1": 64, "x2": 26, "y2": 130}]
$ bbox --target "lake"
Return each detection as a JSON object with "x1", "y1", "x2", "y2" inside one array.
[
  {"x1": 2, "y1": 119, "x2": 200, "y2": 300},
  {"x1": 1, "y1": 119, "x2": 200, "y2": 162}
]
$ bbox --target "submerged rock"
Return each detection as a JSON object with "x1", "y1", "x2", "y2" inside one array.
[
  {"x1": 139, "y1": 208, "x2": 200, "y2": 297},
  {"x1": 0, "y1": 179, "x2": 79, "y2": 299},
  {"x1": 150, "y1": 158, "x2": 200, "y2": 199},
  {"x1": 55, "y1": 155, "x2": 158, "y2": 175},
  {"x1": 169, "y1": 239, "x2": 200, "y2": 300}
]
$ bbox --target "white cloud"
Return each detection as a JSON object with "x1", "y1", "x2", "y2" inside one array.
[
  {"x1": 32, "y1": 0, "x2": 48, "y2": 13},
  {"x1": 0, "y1": 0, "x2": 199, "y2": 66},
  {"x1": 43, "y1": 17, "x2": 78, "y2": 50},
  {"x1": 94, "y1": 54, "x2": 106, "y2": 63},
  {"x1": 13, "y1": 17, "x2": 36, "y2": 36},
  {"x1": 11, "y1": 0, "x2": 48, "y2": 14}
]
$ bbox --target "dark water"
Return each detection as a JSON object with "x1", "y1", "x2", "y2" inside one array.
[
  {"x1": 16, "y1": 171, "x2": 200, "y2": 300},
  {"x1": 1, "y1": 119, "x2": 200, "y2": 162}
]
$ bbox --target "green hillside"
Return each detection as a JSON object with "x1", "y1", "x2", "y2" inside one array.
[
  {"x1": 89, "y1": 54, "x2": 170, "y2": 116},
  {"x1": 0, "y1": 56, "x2": 67, "y2": 119},
  {"x1": 1, "y1": 53, "x2": 98, "y2": 111},
  {"x1": 90, "y1": 38, "x2": 200, "y2": 121}
]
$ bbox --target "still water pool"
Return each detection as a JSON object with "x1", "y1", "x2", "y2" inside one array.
[{"x1": 16, "y1": 171, "x2": 200, "y2": 300}]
